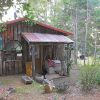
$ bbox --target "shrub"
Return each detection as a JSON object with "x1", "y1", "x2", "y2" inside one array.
[
  {"x1": 95, "y1": 63, "x2": 100, "y2": 84},
  {"x1": 80, "y1": 63, "x2": 99, "y2": 92},
  {"x1": 95, "y1": 70, "x2": 100, "y2": 84}
]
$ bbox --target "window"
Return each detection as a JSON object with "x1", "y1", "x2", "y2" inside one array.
[{"x1": 5, "y1": 40, "x2": 22, "y2": 52}]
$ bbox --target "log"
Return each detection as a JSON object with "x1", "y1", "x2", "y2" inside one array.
[
  {"x1": 44, "y1": 84, "x2": 53, "y2": 93},
  {"x1": 43, "y1": 79, "x2": 55, "y2": 93}
]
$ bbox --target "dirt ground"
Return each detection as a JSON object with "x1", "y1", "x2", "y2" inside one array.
[{"x1": 0, "y1": 67, "x2": 100, "y2": 100}]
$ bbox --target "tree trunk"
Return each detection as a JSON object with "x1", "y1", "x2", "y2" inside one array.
[
  {"x1": 57, "y1": 44, "x2": 67, "y2": 75},
  {"x1": 84, "y1": 0, "x2": 89, "y2": 65},
  {"x1": 72, "y1": 3, "x2": 78, "y2": 65}
]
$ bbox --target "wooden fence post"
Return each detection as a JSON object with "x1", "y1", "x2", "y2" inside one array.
[
  {"x1": 32, "y1": 45, "x2": 35, "y2": 80},
  {"x1": 0, "y1": 51, "x2": 2, "y2": 75}
]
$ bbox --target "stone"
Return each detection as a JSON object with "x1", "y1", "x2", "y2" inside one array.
[
  {"x1": 22, "y1": 75, "x2": 33, "y2": 84},
  {"x1": 35, "y1": 76, "x2": 44, "y2": 83},
  {"x1": 7, "y1": 87, "x2": 16, "y2": 94}
]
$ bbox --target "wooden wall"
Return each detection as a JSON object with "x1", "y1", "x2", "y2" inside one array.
[
  {"x1": 2, "y1": 21, "x2": 62, "y2": 48},
  {"x1": 0, "y1": 20, "x2": 61, "y2": 75}
]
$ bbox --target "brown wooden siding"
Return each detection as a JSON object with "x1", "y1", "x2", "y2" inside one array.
[{"x1": 0, "y1": 21, "x2": 65, "y2": 75}]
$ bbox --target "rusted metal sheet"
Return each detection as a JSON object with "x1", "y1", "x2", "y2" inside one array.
[
  {"x1": 3, "y1": 18, "x2": 73, "y2": 36},
  {"x1": 22, "y1": 33, "x2": 74, "y2": 43}
]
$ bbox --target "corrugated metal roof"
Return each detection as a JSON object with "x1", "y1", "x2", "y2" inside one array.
[
  {"x1": 2, "y1": 17, "x2": 73, "y2": 36},
  {"x1": 22, "y1": 33, "x2": 74, "y2": 44}
]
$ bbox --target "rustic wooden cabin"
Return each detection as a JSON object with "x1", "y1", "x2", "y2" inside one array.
[{"x1": 0, "y1": 18, "x2": 73, "y2": 77}]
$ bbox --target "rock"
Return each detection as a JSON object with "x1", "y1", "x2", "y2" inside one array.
[
  {"x1": 35, "y1": 76, "x2": 44, "y2": 83},
  {"x1": 43, "y1": 79, "x2": 55, "y2": 86},
  {"x1": 7, "y1": 87, "x2": 16, "y2": 94},
  {"x1": 43, "y1": 79, "x2": 50, "y2": 84},
  {"x1": 21, "y1": 75, "x2": 33, "y2": 84},
  {"x1": 56, "y1": 82, "x2": 69, "y2": 92}
]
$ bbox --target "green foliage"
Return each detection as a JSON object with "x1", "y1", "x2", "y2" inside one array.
[
  {"x1": 0, "y1": 24, "x2": 6, "y2": 33},
  {"x1": 77, "y1": 0, "x2": 87, "y2": 9},
  {"x1": 0, "y1": 0, "x2": 13, "y2": 10},
  {"x1": 16, "y1": 81, "x2": 43, "y2": 94},
  {"x1": 95, "y1": 70, "x2": 100, "y2": 85},
  {"x1": 22, "y1": 19, "x2": 37, "y2": 26},
  {"x1": 95, "y1": 60, "x2": 100, "y2": 84},
  {"x1": 22, "y1": 0, "x2": 100, "y2": 57},
  {"x1": 23, "y1": 3, "x2": 35, "y2": 19},
  {"x1": 66, "y1": 60, "x2": 72, "y2": 76},
  {"x1": 80, "y1": 63, "x2": 99, "y2": 92},
  {"x1": 22, "y1": 0, "x2": 73, "y2": 31},
  {"x1": 23, "y1": 0, "x2": 49, "y2": 21},
  {"x1": 0, "y1": 0, "x2": 21, "y2": 19}
]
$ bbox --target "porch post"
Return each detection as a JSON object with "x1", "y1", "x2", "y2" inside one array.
[
  {"x1": 32, "y1": 45, "x2": 35, "y2": 80},
  {"x1": 66, "y1": 43, "x2": 72, "y2": 76}
]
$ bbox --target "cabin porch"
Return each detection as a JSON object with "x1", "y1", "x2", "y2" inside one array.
[{"x1": 22, "y1": 32, "x2": 73, "y2": 79}]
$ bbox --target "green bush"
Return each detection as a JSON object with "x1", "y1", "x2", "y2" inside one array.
[
  {"x1": 95, "y1": 70, "x2": 100, "y2": 84},
  {"x1": 80, "y1": 63, "x2": 99, "y2": 92},
  {"x1": 95, "y1": 63, "x2": 100, "y2": 84}
]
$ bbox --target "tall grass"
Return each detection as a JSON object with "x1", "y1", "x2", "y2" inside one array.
[{"x1": 80, "y1": 63, "x2": 99, "y2": 92}]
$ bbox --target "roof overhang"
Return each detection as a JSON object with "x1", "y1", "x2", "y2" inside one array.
[{"x1": 22, "y1": 33, "x2": 74, "y2": 44}]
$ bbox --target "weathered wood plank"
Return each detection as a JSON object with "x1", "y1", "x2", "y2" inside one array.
[
  {"x1": 0, "y1": 51, "x2": 2, "y2": 75},
  {"x1": 32, "y1": 45, "x2": 35, "y2": 80}
]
